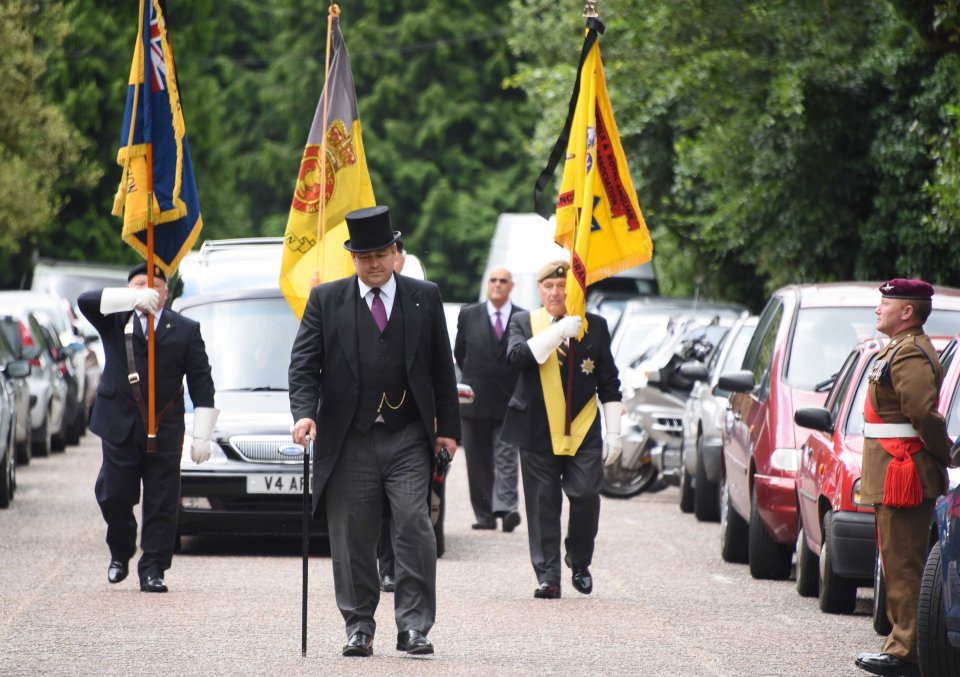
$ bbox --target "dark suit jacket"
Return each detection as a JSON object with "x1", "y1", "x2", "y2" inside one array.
[
  {"x1": 77, "y1": 290, "x2": 215, "y2": 451},
  {"x1": 500, "y1": 310, "x2": 620, "y2": 453},
  {"x1": 288, "y1": 273, "x2": 461, "y2": 517},
  {"x1": 454, "y1": 301, "x2": 523, "y2": 420}
]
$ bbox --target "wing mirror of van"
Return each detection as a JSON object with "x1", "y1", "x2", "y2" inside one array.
[
  {"x1": 794, "y1": 407, "x2": 834, "y2": 434},
  {"x1": 4, "y1": 360, "x2": 30, "y2": 379},
  {"x1": 716, "y1": 370, "x2": 754, "y2": 393},
  {"x1": 679, "y1": 361, "x2": 709, "y2": 382}
]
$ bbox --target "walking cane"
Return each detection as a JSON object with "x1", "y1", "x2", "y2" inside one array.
[{"x1": 279, "y1": 435, "x2": 312, "y2": 657}]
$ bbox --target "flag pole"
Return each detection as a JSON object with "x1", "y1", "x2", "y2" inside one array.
[
  {"x1": 146, "y1": 145, "x2": 157, "y2": 450},
  {"x1": 312, "y1": 4, "x2": 339, "y2": 287}
]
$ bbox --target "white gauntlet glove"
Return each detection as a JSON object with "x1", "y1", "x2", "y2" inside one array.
[
  {"x1": 190, "y1": 407, "x2": 220, "y2": 464},
  {"x1": 526, "y1": 315, "x2": 583, "y2": 364},
  {"x1": 100, "y1": 287, "x2": 160, "y2": 315},
  {"x1": 602, "y1": 401, "x2": 624, "y2": 467}
]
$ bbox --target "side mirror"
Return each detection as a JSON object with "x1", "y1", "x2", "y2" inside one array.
[
  {"x1": 717, "y1": 370, "x2": 755, "y2": 393},
  {"x1": 795, "y1": 407, "x2": 833, "y2": 434},
  {"x1": 5, "y1": 360, "x2": 30, "y2": 379},
  {"x1": 679, "y1": 361, "x2": 709, "y2": 382}
]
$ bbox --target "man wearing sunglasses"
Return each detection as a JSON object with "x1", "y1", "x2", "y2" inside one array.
[{"x1": 454, "y1": 267, "x2": 524, "y2": 532}]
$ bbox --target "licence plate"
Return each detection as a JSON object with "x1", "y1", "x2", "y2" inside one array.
[{"x1": 246, "y1": 474, "x2": 312, "y2": 494}]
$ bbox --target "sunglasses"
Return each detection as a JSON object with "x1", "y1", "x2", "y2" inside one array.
[{"x1": 488, "y1": 277, "x2": 510, "y2": 284}]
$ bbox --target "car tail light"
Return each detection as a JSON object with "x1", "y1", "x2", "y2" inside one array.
[
  {"x1": 770, "y1": 447, "x2": 799, "y2": 472},
  {"x1": 851, "y1": 478, "x2": 862, "y2": 506},
  {"x1": 19, "y1": 321, "x2": 39, "y2": 367}
]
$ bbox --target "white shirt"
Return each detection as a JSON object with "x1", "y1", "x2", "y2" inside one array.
[
  {"x1": 357, "y1": 273, "x2": 397, "y2": 320},
  {"x1": 486, "y1": 300, "x2": 512, "y2": 330},
  {"x1": 135, "y1": 309, "x2": 163, "y2": 334}
]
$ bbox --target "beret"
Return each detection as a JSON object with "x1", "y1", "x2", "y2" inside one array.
[
  {"x1": 128, "y1": 262, "x2": 166, "y2": 282},
  {"x1": 537, "y1": 260, "x2": 569, "y2": 283},
  {"x1": 879, "y1": 278, "x2": 933, "y2": 300}
]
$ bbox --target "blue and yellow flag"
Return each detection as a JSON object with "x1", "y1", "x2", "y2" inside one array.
[
  {"x1": 279, "y1": 8, "x2": 376, "y2": 319},
  {"x1": 538, "y1": 19, "x2": 653, "y2": 337},
  {"x1": 112, "y1": 0, "x2": 202, "y2": 276}
]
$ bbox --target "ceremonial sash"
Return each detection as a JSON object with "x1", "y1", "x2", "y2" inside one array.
[
  {"x1": 865, "y1": 392, "x2": 923, "y2": 508},
  {"x1": 531, "y1": 308, "x2": 597, "y2": 456}
]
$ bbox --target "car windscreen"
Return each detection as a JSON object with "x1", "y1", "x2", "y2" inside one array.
[
  {"x1": 180, "y1": 297, "x2": 300, "y2": 391},
  {"x1": 612, "y1": 314, "x2": 671, "y2": 371},
  {"x1": 785, "y1": 307, "x2": 878, "y2": 390}
]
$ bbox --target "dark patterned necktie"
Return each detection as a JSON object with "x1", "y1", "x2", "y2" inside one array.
[
  {"x1": 371, "y1": 288, "x2": 387, "y2": 332},
  {"x1": 554, "y1": 316, "x2": 567, "y2": 367}
]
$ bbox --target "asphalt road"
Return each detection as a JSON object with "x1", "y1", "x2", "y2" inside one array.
[{"x1": 0, "y1": 433, "x2": 880, "y2": 676}]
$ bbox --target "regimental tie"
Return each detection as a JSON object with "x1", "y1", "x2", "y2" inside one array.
[
  {"x1": 371, "y1": 287, "x2": 387, "y2": 332},
  {"x1": 554, "y1": 316, "x2": 567, "y2": 368},
  {"x1": 494, "y1": 310, "x2": 504, "y2": 339}
]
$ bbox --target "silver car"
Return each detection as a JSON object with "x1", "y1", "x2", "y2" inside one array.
[{"x1": 678, "y1": 315, "x2": 758, "y2": 521}]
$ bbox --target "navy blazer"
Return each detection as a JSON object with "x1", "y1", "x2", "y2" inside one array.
[
  {"x1": 78, "y1": 290, "x2": 215, "y2": 451},
  {"x1": 453, "y1": 301, "x2": 523, "y2": 420},
  {"x1": 500, "y1": 310, "x2": 621, "y2": 453},
  {"x1": 288, "y1": 273, "x2": 461, "y2": 518}
]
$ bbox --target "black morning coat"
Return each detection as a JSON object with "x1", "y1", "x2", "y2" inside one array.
[
  {"x1": 453, "y1": 301, "x2": 524, "y2": 420},
  {"x1": 287, "y1": 273, "x2": 461, "y2": 519},
  {"x1": 77, "y1": 289, "x2": 215, "y2": 451}
]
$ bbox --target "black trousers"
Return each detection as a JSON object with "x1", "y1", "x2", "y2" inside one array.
[
  {"x1": 519, "y1": 447, "x2": 603, "y2": 585},
  {"x1": 95, "y1": 433, "x2": 181, "y2": 579}
]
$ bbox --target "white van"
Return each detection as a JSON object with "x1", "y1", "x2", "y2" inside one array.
[{"x1": 479, "y1": 213, "x2": 658, "y2": 310}]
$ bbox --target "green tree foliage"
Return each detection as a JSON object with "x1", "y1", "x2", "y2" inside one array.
[{"x1": 0, "y1": 1, "x2": 98, "y2": 287}]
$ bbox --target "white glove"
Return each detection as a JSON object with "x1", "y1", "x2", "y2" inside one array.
[
  {"x1": 190, "y1": 407, "x2": 220, "y2": 464},
  {"x1": 602, "y1": 400, "x2": 624, "y2": 466},
  {"x1": 99, "y1": 288, "x2": 160, "y2": 315},
  {"x1": 526, "y1": 315, "x2": 583, "y2": 364}
]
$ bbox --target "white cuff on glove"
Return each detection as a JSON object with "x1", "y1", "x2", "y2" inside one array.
[
  {"x1": 100, "y1": 288, "x2": 160, "y2": 315},
  {"x1": 190, "y1": 407, "x2": 220, "y2": 464},
  {"x1": 526, "y1": 315, "x2": 583, "y2": 364},
  {"x1": 602, "y1": 400, "x2": 624, "y2": 466}
]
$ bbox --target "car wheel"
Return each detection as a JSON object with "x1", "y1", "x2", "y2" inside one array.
[
  {"x1": 16, "y1": 419, "x2": 31, "y2": 466},
  {"x1": 32, "y1": 414, "x2": 51, "y2": 458},
  {"x1": 795, "y1": 520, "x2": 819, "y2": 598},
  {"x1": 601, "y1": 437, "x2": 659, "y2": 498},
  {"x1": 65, "y1": 404, "x2": 83, "y2": 446},
  {"x1": 873, "y1": 550, "x2": 892, "y2": 635},
  {"x1": 918, "y1": 542, "x2": 960, "y2": 675},
  {"x1": 693, "y1": 435, "x2": 720, "y2": 522},
  {"x1": 678, "y1": 442, "x2": 694, "y2": 514},
  {"x1": 720, "y1": 473, "x2": 748, "y2": 563},
  {"x1": 748, "y1": 485, "x2": 792, "y2": 580},
  {"x1": 0, "y1": 437, "x2": 13, "y2": 509},
  {"x1": 818, "y1": 511, "x2": 857, "y2": 613}
]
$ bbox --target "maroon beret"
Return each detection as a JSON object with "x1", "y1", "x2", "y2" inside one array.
[{"x1": 879, "y1": 278, "x2": 933, "y2": 300}]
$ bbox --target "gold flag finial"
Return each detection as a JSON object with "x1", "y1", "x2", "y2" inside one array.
[{"x1": 583, "y1": 0, "x2": 599, "y2": 18}]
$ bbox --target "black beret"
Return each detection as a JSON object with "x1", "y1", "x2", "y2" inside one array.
[{"x1": 128, "y1": 262, "x2": 167, "y2": 282}]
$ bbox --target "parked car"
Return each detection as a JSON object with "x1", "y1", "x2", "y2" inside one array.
[
  {"x1": 678, "y1": 315, "x2": 758, "y2": 521},
  {"x1": 0, "y1": 316, "x2": 34, "y2": 464},
  {"x1": 0, "y1": 328, "x2": 30, "y2": 507},
  {"x1": 717, "y1": 282, "x2": 960, "y2": 581},
  {"x1": 0, "y1": 291, "x2": 89, "y2": 446},
  {"x1": 0, "y1": 307, "x2": 67, "y2": 459}
]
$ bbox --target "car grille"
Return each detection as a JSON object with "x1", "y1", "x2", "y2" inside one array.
[
  {"x1": 230, "y1": 435, "x2": 302, "y2": 463},
  {"x1": 653, "y1": 417, "x2": 684, "y2": 438}
]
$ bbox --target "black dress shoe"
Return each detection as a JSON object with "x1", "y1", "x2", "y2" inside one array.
[
  {"x1": 380, "y1": 574, "x2": 396, "y2": 593},
  {"x1": 471, "y1": 521, "x2": 496, "y2": 530},
  {"x1": 139, "y1": 576, "x2": 168, "y2": 593},
  {"x1": 396, "y1": 629, "x2": 433, "y2": 655},
  {"x1": 342, "y1": 631, "x2": 374, "y2": 657},
  {"x1": 501, "y1": 511, "x2": 521, "y2": 533},
  {"x1": 107, "y1": 559, "x2": 128, "y2": 584},
  {"x1": 564, "y1": 554, "x2": 593, "y2": 594},
  {"x1": 533, "y1": 581, "x2": 561, "y2": 599},
  {"x1": 855, "y1": 652, "x2": 920, "y2": 677}
]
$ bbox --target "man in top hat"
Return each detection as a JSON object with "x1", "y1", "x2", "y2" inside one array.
[
  {"x1": 288, "y1": 205, "x2": 460, "y2": 657},
  {"x1": 77, "y1": 262, "x2": 217, "y2": 593},
  {"x1": 455, "y1": 266, "x2": 525, "y2": 532},
  {"x1": 500, "y1": 260, "x2": 623, "y2": 599},
  {"x1": 856, "y1": 278, "x2": 953, "y2": 677}
]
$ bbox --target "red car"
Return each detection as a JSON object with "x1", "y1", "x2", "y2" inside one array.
[{"x1": 717, "y1": 283, "x2": 960, "y2": 581}]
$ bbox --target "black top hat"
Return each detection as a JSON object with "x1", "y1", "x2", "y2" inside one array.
[
  {"x1": 343, "y1": 206, "x2": 402, "y2": 253},
  {"x1": 128, "y1": 262, "x2": 167, "y2": 281}
]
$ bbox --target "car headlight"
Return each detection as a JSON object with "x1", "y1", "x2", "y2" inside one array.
[
  {"x1": 770, "y1": 447, "x2": 799, "y2": 472},
  {"x1": 180, "y1": 437, "x2": 228, "y2": 467},
  {"x1": 851, "y1": 478, "x2": 862, "y2": 506}
]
